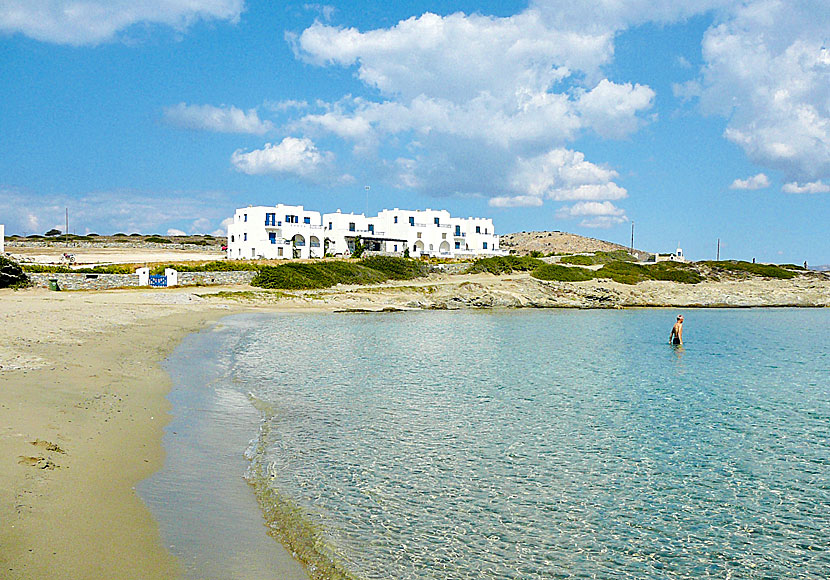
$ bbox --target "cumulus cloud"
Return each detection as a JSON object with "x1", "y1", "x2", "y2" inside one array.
[
  {"x1": 212, "y1": 217, "x2": 234, "y2": 237},
  {"x1": 730, "y1": 173, "x2": 770, "y2": 190},
  {"x1": 231, "y1": 136, "x2": 352, "y2": 184},
  {"x1": 555, "y1": 200, "x2": 628, "y2": 228},
  {"x1": 692, "y1": 1, "x2": 830, "y2": 182},
  {"x1": 0, "y1": 0, "x2": 244, "y2": 45},
  {"x1": 510, "y1": 149, "x2": 628, "y2": 201},
  {"x1": 782, "y1": 180, "x2": 830, "y2": 194},
  {"x1": 489, "y1": 196, "x2": 544, "y2": 208},
  {"x1": 167, "y1": 228, "x2": 187, "y2": 236},
  {"x1": 280, "y1": 9, "x2": 655, "y2": 212},
  {"x1": 164, "y1": 103, "x2": 274, "y2": 135}
]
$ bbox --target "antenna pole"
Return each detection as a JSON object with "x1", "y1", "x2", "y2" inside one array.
[
  {"x1": 364, "y1": 186, "x2": 370, "y2": 216},
  {"x1": 717, "y1": 238, "x2": 720, "y2": 261}
]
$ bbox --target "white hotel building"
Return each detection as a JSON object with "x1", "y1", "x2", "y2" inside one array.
[{"x1": 226, "y1": 204, "x2": 503, "y2": 260}]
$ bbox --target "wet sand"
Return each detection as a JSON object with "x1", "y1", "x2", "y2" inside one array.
[{"x1": 0, "y1": 287, "x2": 281, "y2": 579}]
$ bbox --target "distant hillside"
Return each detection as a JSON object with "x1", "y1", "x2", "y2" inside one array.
[{"x1": 500, "y1": 231, "x2": 648, "y2": 259}]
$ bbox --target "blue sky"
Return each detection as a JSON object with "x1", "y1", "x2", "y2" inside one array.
[{"x1": 1, "y1": 0, "x2": 829, "y2": 263}]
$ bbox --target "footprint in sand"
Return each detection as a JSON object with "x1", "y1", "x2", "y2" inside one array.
[
  {"x1": 18, "y1": 456, "x2": 58, "y2": 469},
  {"x1": 31, "y1": 439, "x2": 66, "y2": 454}
]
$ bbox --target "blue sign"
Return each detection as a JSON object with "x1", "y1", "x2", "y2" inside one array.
[{"x1": 149, "y1": 275, "x2": 167, "y2": 287}]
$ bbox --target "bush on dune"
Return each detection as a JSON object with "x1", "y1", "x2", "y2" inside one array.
[
  {"x1": 467, "y1": 256, "x2": 545, "y2": 275},
  {"x1": 251, "y1": 257, "x2": 428, "y2": 290},
  {"x1": 0, "y1": 256, "x2": 30, "y2": 288},
  {"x1": 531, "y1": 264, "x2": 594, "y2": 282},
  {"x1": 699, "y1": 260, "x2": 797, "y2": 279}
]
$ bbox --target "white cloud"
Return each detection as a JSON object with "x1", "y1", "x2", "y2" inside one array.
[
  {"x1": 283, "y1": 9, "x2": 657, "y2": 205},
  {"x1": 0, "y1": 0, "x2": 244, "y2": 45},
  {"x1": 164, "y1": 103, "x2": 274, "y2": 135},
  {"x1": 511, "y1": 149, "x2": 628, "y2": 201},
  {"x1": 576, "y1": 79, "x2": 655, "y2": 138},
  {"x1": 555, "y1": 200, "x2": 628, "y2": 228},
  {"x1": 693, "y1": 1, "x2": 830, "y2": 182},
  {"x1": 730, "y1": 173, "x2": 770, "y2": 190},
  {"x1": 489, "y1": 196, "x2": 544, "y2": 208},
  {"x1": 167, "y1": 228, "x2": 187, "y2": 236},
  {"x1": 556, "y1": 200, "x2": 626, "y2": 217},
  {"x1": 782, "y1": 180, "x2": 830, "y2": 194},
  {"x1": 212, "y1": 217, "x2": 234, "y2": 237},
  {"x1": 231, "y1": 136, "x2": 351, "y2": 184}
]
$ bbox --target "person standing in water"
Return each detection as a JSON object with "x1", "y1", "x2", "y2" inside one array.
[{"x1": 669, "y1": 315, "x2": 684, "y2": 345}]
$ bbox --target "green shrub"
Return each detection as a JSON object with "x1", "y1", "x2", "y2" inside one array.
[
  {"x1": 558, "y1": 255, "x2": 594, "y2": 265},
  {"x1": 560, "y1": 250, "x2": 636, "y2": 266},
  {"x1": 251, "y1": 258, "x2": 428, "y2": 290},
  {"x1": 699, "y1": 260, "x2": 797, "y2": 279},
  {"x1": 467, "y1": 255, "x2": 544, "y2": 275},
  {"x1": 253, "y1": 262, "x2": 382, "y2": 290},
  {"x1": 113, "y1": 233, "x2": 127, "y2": 237},
  {"x1": 0, "y1": 255, "x2": 29, "y2": 288},
  {"x1": 593, "y1": 261, "x2": 703, "y2": 284},
  {"x1": 145, "y1": 236, "x2": 172, "y2": 244},
  {"x1": 359, "y1": 256, "x2": 430, "y2": 279},
  {"x1": 22, "y1": 264, "x2": 135, "y2": 274},
  {"x1": 531, "y1": 264, "x2": 594, "y2": 282}
]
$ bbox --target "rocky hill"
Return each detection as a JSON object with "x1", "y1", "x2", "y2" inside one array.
[{"x1": 499, "y1": 231, "x2": 648, "y2": 259}]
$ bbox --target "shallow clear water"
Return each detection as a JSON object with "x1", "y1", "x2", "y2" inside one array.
[{"x1": 165, "y1": 309, "x2": 830, "y2": 579}]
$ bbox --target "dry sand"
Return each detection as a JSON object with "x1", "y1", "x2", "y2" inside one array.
[{"x1": 0, "y1": 287, "x2": 251, "y2": 579}]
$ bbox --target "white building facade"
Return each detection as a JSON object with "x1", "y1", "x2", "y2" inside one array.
[{"x1": 227, "y1": 205, "x2": 503, "y2": 260}]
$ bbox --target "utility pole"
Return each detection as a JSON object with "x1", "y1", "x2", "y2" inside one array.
[
  {"x1": 65, "y1": 208, "x2": 69, "y2": 245},
  {"x1": 716, "y1": 238, "x2": 720, "y2": 261},
  {"x1": 364, "y1": 185, "x2": 370, "y2": 216},
  {"x1": 630, "y1": 221, "x2": 634, "y2": 253}
]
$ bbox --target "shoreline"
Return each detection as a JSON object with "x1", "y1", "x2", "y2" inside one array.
[
  {"x1": 1, "y1": 273, "x2": 828, "y2": 578},
  {"x1": 0, "y1": 287, "x2": 248, "y2": 579}
]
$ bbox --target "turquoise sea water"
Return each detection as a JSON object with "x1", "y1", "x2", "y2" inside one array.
[{"x1": 150, "y1": 309, "x2": 830, "y2": 579}]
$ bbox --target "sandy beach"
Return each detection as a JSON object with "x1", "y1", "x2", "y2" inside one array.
[
  {"x1": 2, "y1": 270, "x2": 828, "y2": 579},
  {"x1": 0, "y1": 287, "x2": 250, "y2": 579}
]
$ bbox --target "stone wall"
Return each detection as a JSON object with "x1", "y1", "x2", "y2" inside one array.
[
  {"x1": 28, "y1": 272, "x2": 139, "y2": 290},
  {"x1": 28, "y1": 270, "x2": 257, "y2": 290},
  {"x1": 177, "y1": 271, "x2": 257, "y2": 286}
]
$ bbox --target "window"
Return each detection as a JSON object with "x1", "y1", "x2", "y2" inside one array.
[
  {"x1": 442, "y1": 233, "x2": 446, "y2": 239},
  {"x1": 269, "y1": 232, "x2": 276, "y2": 244},
  {"x1": 328, "y1": 222, "x2": 332, "y2": 230},
  {"x1": 417, "y1": 232, "x2": 422, "y2": 239},
  {"x1": 475, "y1": 226, "x2": 481, "y2": 233},
  {"x1": 483, "y1": 242, "x2": 488, "y2": 249},
  {"x1": 368, "y1": 224, "x2": 374, "y2": 233},
  {"x1": 394, "y1": 244, "x2": 398, "y2": 252},
  {"x1": 394, "y1": 216, "x2": 398, "y2": 223},
  {"x1": 265, "y1": 213, "x2": 276, "y2": 226},
  {"x1": 349, "y1": 222, "x2": 356, "y2": 232},
  {"x1": 278, "y1": 247, "x2": 283, "y2": 257},
  {"x1": 434, "y1": 217, "x2": 440, "y2": 225},
  {"x1": 243, "y1": 233, "x2": 247, "y2": 241},
  {"x1": 455, "y1": 226, "x2": 461, "y2": 236},
  {"x1": 409, "y1": 216, "x2": 415, "y2": 226},
  {"x1": 244, "y1": 214, "x2": 248, "y2": 222},
  {"x1": 230, "y1": 235, "x2": 234, "y2": 242},
  {"x1": 485, "y1": 228, "x2": 488, "y2": 234},
  {"x1": 304, "y1": 217, "x2": 311, "y2": 224},
  {"x1": 455, "y1": 241, "x2": 460, "y2": 249}
]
